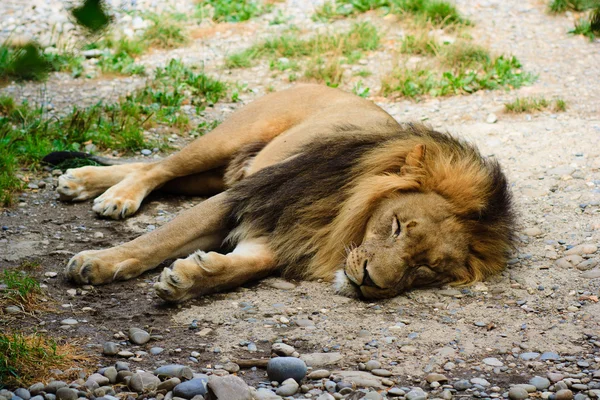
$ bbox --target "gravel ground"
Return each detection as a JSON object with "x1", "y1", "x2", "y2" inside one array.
[{"x1": 1, "y1": 0, "x2": 599, "y2": 399}]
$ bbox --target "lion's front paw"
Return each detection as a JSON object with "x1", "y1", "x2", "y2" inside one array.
[
  {"x1": 92, "y1": 181, "x2": 146, "y2": 219},
  {"x1": 65, "y1": 250, "x2": 143, "y2": 285},
  {"x1": 154, "y1": 252, "x2": 212, "y2": 302},
  {"x1": 57, "y1": 168, "x2": 105, "y2": 201}
]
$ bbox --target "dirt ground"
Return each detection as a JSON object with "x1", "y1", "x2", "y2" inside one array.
[{"x1": 1, "y1": 0, "x2": 599, "y2": 394}]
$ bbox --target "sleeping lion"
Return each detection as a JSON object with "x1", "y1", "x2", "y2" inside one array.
[{"x1": 55, "y1": 84, "x2": 515, "y2": 302}]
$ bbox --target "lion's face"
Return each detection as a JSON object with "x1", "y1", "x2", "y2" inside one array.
[{"x1": 335, "y1": 191, "x2": 471, "y2": 299}]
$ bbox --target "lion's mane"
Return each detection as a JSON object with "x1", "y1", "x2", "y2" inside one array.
[{"x1": 225, "y1": 123, "x2": 515, "y2": 286}]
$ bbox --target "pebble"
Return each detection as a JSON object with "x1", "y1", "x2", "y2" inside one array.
[
  {"x1": 406, "y1": 389, "x2": 428, "y2": 400},
  {"x1": 157, "y1": 378, "x2": 181, "y2": 391},
  {"x1": 582, "y1": 269, "x2": 600, "y2": 279},
  {"x1": 28, "y1": 383, "x2": 44, "y2": 396},
  {"x1": 103, "y1": 367, "x2": 118, "y2": 384},
  {"x1": 275, "y1": 378, "x2": 299, "y2": 396},
  {"x1": 150, "y1": 347, "x2": 164, "y2": 355},
  {"x1": 370, "y1": 369, "x2": 392, "y2": 377},
  {"x1": 555, "y1": 389, "x2": 574, "y2": 400},
  {"x1": 14, "y1": 389, "x2": 30, "y2": 400},
  {"x1": 272, "y1": 343, "x2": 295, "y2": 356},
  {"x1": 172, "y1": 377, "x2": 209, "y2": 399},
  {"x1": 540, "y1": 352, "x2": 560, "y2": 361},
  {"x1": 453, "y1": 380, "x2": 472, "y2": 391},
  {"x1": 365, "y1": 360, "x2": 381, "y2": 371},
  {"x1": 486, "y1": 113, "x2": 498, "y2": 124},
  {"x1": 44, "y1": 381, "x2": 67, "y2": 394},
  {"x1": 565, "y1": 244, "x2": 597, "y2": 255},
  {"x1": 471, "y1": 377, "x2": 490, "y2": 387},
  {"x1": 141, "y1": 149, "x2": 152, "y2": 156},
  {"x1": 127, "y1": 372, "x2": 160, "y2": 393},
  {"x1": 128, "y1": 328, "x2": 150, "y2": 345},
  {"x1": 87, "y1": 373, "x2": 109, "y2": 387},
  {"x1": 155, "y1": 365, "x2": 194, "y2": 380},
  {"x1": 55, "y1": 388, "x2": 77, "y2": 400},
  {"x1": 60, "y1": 318, "x2": 77, "y2": 325},
  {"x1": 529, "y1": 376, "x2": 551, "y2": 390},
  {"x1": 5, "y1": 305, "x2": 21, "y2": 314},
  {"x1": 426, "y1": 373, "x2": 448, "y2": 383},
  {"x1": 267, "y1": 357, "x2": 307, "y2": 383},
  {"x1": 519, "y1": 352, "x2": 540, "y2": 361},
  {"x1": 307, "y1": 369, "x2": 331, "y2": 379},
  {"x1": 300, "y1": 352, "x2": 343, "y2": 367},
  {"x1": 103, "y1": 342, "x2": 119, "y2": 356},
  {"x1": 483, "y1": 357, "x2": 504, "y2": 367},
  {"x1": 207, "y1": 375, "x2": 251, "y2": 400},
  {"x1": 44, "y1": 272, "x2": 58, "y2": 278},
  {"x1": 508, "y1": 386, "x2": 529, "y2": 399}
]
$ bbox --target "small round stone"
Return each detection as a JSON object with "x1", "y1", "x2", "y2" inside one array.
[
  {"x1": 128, "y1": 328, "x2": 150, "y2": 345},
  {"x1": 555, "y1": 389, "x2": 574, "y2": 400},
  {"x1": 307, "y1": 369, "x2": 331, "y2": 379},
  {"x1": 453, "y1": 380, "x2": 472, "y2": 391},
  {"x1": 103, "y1": 342, "x2": 119, "y2": 356},
  {"x1": 508, "y1": 386, "x2": 529, "y2": 400},
  {"x1": 172, "y1": 377, "x2": 209, "y2": 399},
  {"x1": 267, "y1": 357, "x2": 307, "y2": 383},
  {"x1": 55, "y1": 388, "x2": 77, "y2": 400},
  {"x1": 60, "y1": 318, "x2": 78, "y2": 325},
  {"x1": 364, "y1": 360, "x2": 381, "y2": 371},
  {"x1": 275, "y1": 378, "x2": 299, "y2": 396},
  {"x1": 529, "y1": 376, "x2": 550, "y2": 390},
  {"x1": 370, "y1": 369, "x2": 392, "y2": 377}
]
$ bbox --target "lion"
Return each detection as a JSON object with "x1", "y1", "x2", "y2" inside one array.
[{"x1": 54, "y1": 84, "x2": 515, "y2": 302}]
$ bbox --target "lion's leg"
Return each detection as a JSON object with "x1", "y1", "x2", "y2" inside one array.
[
  {"x1": 57, "y1": 163, "x2": 148, "y2": 201},
  {"x1": 154, "y1": 237, "x2": 276, "y2": 302},
  {"x1": 158, "y1": 168, "x2": 225, "y2": 196},
  {"x1": 65, "y1": 192, "x2": 230, "y2": 284}
]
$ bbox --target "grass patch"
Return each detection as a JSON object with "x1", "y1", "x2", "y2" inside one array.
[
  {"x1": 0, "y1": 60, "x2": 226, "y2": 205},
  {"x1": 197, "y1": 0, "x2": 274, "y2": 22},
  {"x1": 0, "y1": 42, "x2": 84, "y2": 82},
  {"x1": 381, "y1": 53, "x2": 535, "y2": 98},
  {"x1": 141, "y1": 12, "x2": 190, "y2": 49},
  {"x1": 0, "y1": 333, "x2": 92, "y2": 388},
  {"x1": 504, "y1": 96, "x2": 567, "y2": 113},
  {"x1": 569, "y1": 10, "x2": 600, "y2": 40},
  {"x1": 314, "y1": 0, "x2": 469, "y2": 26},
  {"x1": 548, "y1": 0, "x2": 598, "y2": 13},
  {"x1": 0, "y1": 269, "x2": 44, "y2": 313},
  {"x1": 226, "y1": 22, "x2": 380, "y2": 85},
  {"x1": 400, "y1": 33, "x2": 440, "y2": 55}
]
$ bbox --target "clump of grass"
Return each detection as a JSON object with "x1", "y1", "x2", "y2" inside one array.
[
  {"x1": 141, "y1": 12, "x2": 190, "y2": 49},
  {"x1": 381, "y1": 54, "x2": 535, "y2": 98},
  {"x1": 0, "y1": 269, "x2": 45, "y2": 313},
  {"x1": 549, "y1": 0, "x2": 597, "y2": 13},
  {"x1": 504, "y1": 96, "x2": 567, "y2": 113},
  {"x1": 92, "y1": 37, "x2": 147, "y2": 75},
  {"x1": 226, "y1": 22, "x2": 380, "y2": 68},
  {"x1": 569, "y1": 9, "x2": 600, "y2": 40},
  {"x1": 197, "y1": 0, "x2": 273, "y2": 22},
  {"x1": 400, "y1": 33, "x2": 440, "y2": 55},
  {"x1": 314, "y1": 0, "x2": 468, "y2": 26},
  {"x1": 0, "y1": 42, "x2": 84, "y2": 82},
  {"x1": 304, "y1": 57, "x2": 345, "y2": 87},
  {"x1": 0, "y1": 333, "x2": 91, "y2": 388},
  {"x1": 0, "y1": 60, "x2": 227, "y2": 205}
]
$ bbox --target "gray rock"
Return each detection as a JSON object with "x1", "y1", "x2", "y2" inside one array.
[
  {"x1": 406, "y1": 389, "x2": 428, "y2": 400},
  {"x1": 387, "y1": 388, "x2": 406, "y2": 397},
  {"x1": 87, "y1": 373, "x2": 109, "y2": 387},
  {"x1": 426, "y1": 373, "x2": 448, "y2": 383},
  {"x1": 529, "y1": 376, "x2": 550, "y2": 390},
  {"x1": 364, "y1": 360, "x2": 381, "y2": 371},
  {"x1": 30, "y1": 396, "x2": 44, "y2": 400},
  {"x1": 158, "y1": 378, "x2": 181, "y2": 392},
  {"x1": 115, "y1": 361, "x2": 129, "y2": 371},
  {"x1": 267, "y1": 357, "x2": 307, "y2": 383},
  {"x1": 453, "y1": 380, "x2": 472, "y2": 391},
  {"x1": 60, "y1": 319, "x2": 77, "y2": 325},
  {"x1": 275, "y1": 378, "x2": 298, "y2": 396},
  {"x1": 207, "y1": 375, "x2": 251, "y2": 400},
  {"x1": 307, "y1": 369, "x2": 331, "y2": 379},
  {"x1": 300, "y1": 353, "x2": 342, "y2": 367},
  {"x1": 471, "y1": 378, "x2": 490, "y2": 387},
  {"x1": 364, "y1": 392, "x2": 383, "y2": 400},
  {"x1": 150, "y1": 347, "x2": 164, "y2": 355},
  {"x1": 540, "y1": 352, "x2": 560, "y2": 361},
  {"x1": 252, "y1": 388, "x2": 281, "y2": 400},
  {"x1": 330, "y1": 371, "x2": 385, "y2": 389},
  {"x1": 141, "y1": 149, "x2": 152, "y2": 156},
  {"x1": 582, "y1": 269, "x2": 600, "y2": 279},
  {"x1": 272, "y1": 343, "x2": 295, "y2": 356},
  {"x1": 508, "y1": 386, "x2": 529, "y2": 399},
  {"x1": 155, "y1": 365, "x2": 194, "y2": 380},
  {"x1": 82, "y1": 49, "x2": 103, "y2": 58},
  {"x1": 128, "y1": 372, "x2": 160, "y2": 393},
  {"x1": 555, "y1": 390, "x2": 574, "y2": 400},
  {"x1": 482, "y1": 357, "x2": 503, "y2": 367},
  {"x1": 14, "y1": 389, "x2": 30, "y2": 400},
  {"x1": 55, "y1": 388, "x2": 77, "y2": 400},
  {"x1": 547, "y1": 372, "x2": 564, "y2": 382},
  {"x1": 370, "y1": 369, "x2": 392, "y2": 377},
  {"x1": 44, "y1": 382, "x2": 67, "y2": 394},
  {"x1": 28, "y1": 384, "x2": 45, "y2": 396},
  {"x1": 173, "y1": 377, "x2": 209, "y2": 399},
  {"x1": 519, "y1": 352, "x2": 540, "y2": 361},
  {"x1": 128, "y1": 328, "x2": 150, "y2": 345},
  {"x1": 102, "y1": 342, "x2": 119, "y2": 356},
  {"x1": 103, "y1": 367, "x2": 118, "y2": 384}
]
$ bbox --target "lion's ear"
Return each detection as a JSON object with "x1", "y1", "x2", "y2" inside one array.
[{"x1": 401, "y1": 144, "x2": 426, "y2": 175}]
